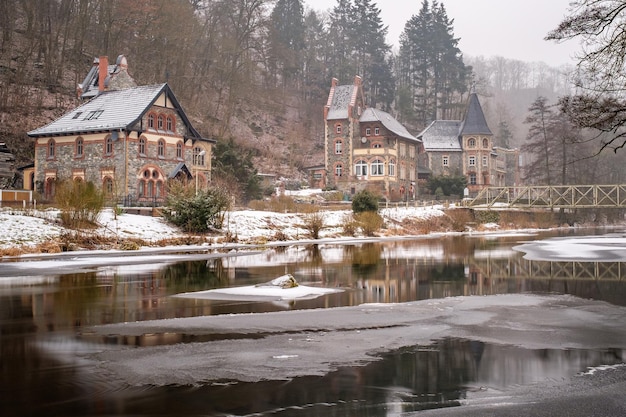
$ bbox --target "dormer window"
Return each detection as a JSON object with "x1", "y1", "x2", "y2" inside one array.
[
  {"x1": 83, "y1": 110, "x2": 103, "y2": 120},
  {"x1": 148, "y1": 114, "x2": 155, "y2": 129},
  {"x1": 468, "y1": 138, "x2": 476, "y2": 148},
  {"x1": 483, "y1": 138, "x2": 489, "y2": 148},
  {"x1": 167, "y1": 116, "x2": 174, "y2": 132},
  {"x1": 158, "y1": 115, "x2": 164, "y2": 130}
]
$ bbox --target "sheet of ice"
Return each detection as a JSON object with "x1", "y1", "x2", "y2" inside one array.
[
  {"x1": 81, "y1": 294, "x2": 626, "y2": 387},
  {"x1": 514, "y1": 234, "x2": 626, "y2": 261}
]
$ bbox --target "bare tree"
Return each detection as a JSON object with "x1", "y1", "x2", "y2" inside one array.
[{"x1": 547, "y1": 0, "x2": 626, "y2": 152}]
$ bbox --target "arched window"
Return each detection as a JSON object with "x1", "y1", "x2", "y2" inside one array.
[
  {"x1": 468, "y1": 138, "x2": 476, "y2": 148},
  {"x1": 336, "y1": 124, "x2": 342, "y2": 134},
  {"x1": 335, "y1": 163, "x2": 343, "y2": 177},
  {"x1": 147, "y1": 180, "x2": 154, "y2": 197},
  {"x1": 483, "y1": 138, "x2": 489, "y2": 148},
  {"x1": 157, "y1": 114, "x2": 164, "y2": 130},
  {"x1": 157, "y1": 139, "x2": 165, "y2": 157},
  {"x1": 388, "y1": 159, "x2": 396, "y2": 176},
  {"x1": 76, "y1": 137, "x2": 84, "y2": 157},
  {"x1": 372, "y1": 142, "x2": 382, "y2": 149},
  {"x1": 176, "y1": 142, "x2": 183, "y2": 159},
  {"x1": 371, "y1": 158, "x2": 384, "y2": 176},
  {"x1": 47, "y1": 139, "x2": 55, "y2": 159},
  {"x1": 355, "y1": 160, "x2": 367, "y2": 177},
  {"x1": 156, "y1": 181, "x2": 163, "y2": 198},
  {"x1": 148, "y1": 113, "x2": 155, "y2": 129},
  {"x1": 105, "y1": 136, "x2": 113, "y2": 156},
  {"x1": 167, "y1": 116, "x2": 174, "y2": 132},
  {"x1": 103, "y1": 177, "x2": 113, "y2": 197},
  {"x1": 139, "y1": 137, "x2": 146, "y2": 155},
  {"x1": 335, "y1": 139, "x2": 342, "y2": 154}
]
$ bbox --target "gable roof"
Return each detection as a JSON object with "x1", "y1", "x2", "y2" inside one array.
[
  {"x1": 417, "y1": 120, "x2": 463, "y2": 152},
  {"x1": 28, "y1": 83, "x2": 210, "y2": 141},
  {"x1": 326, "y1": 84, "x2": 358, "y2": 120},
  {"x1": 360, "y1": 108, "x2": 420, "y2": 143},
  {"x1": 460, "y1": 93, "x2": 492, "y2": 136}
]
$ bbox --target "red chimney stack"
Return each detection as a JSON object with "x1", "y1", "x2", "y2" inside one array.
[{"x1": 98, "y1": 56, "x2": 108, "y2": 92}]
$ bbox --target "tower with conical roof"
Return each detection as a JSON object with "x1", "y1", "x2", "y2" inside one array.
[{"x1": 460, "y1": 92, "x2": 494, "y2": 192}]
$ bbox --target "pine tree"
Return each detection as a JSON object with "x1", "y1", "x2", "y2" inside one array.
[
  {"x1": 397, "y1": 0, "x2": 470, "y2": 128},
  {"x1": 352, "y1": 0, "x2": 395, "y2": 109},
  {"x1": 269, "y1": 0, "x2": 305, "y2": 88}
]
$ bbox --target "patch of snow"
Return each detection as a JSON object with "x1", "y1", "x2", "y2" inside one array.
[{"x1": 174, "y1": 282, "x2": 343, "y2": 301}]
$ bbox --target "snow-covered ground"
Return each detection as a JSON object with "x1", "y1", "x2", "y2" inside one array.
[{"x1": 0, "y1": 193, "x2": 448, "y2": 250}]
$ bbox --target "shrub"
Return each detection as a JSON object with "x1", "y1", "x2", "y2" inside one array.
[
  {"x1": 341, "y1": 213, "x2": 359, "y2": 236},
  {"x1": 475, "y1": 210, "x2": 499, "y2": 224},
  {"x1": 54, "y1": 180, "x2": 105, "y2": 228},
  {"x1": 162, "y1": 182, "x2": 231, "y2": 233},
  {"x1": 302, "y1": 210, "x2": 325, "y2": 239},
  {"x1": 356, "y1": 211, "x2": 384, "y2": 236},
  {"x1": 446, "y1": 209, "x2": 473, "y2": 232},
  {"x1": 352, "y1": 189, "x2": 379, "y2": 214}
]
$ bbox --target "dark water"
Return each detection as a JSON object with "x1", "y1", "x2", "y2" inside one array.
[{"x1": 2, "y1": 230, "x2": 626, "y2": 416}]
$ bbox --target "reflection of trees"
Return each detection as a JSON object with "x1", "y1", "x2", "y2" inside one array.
[
  {"x1": 161, "y1": 259, "x2": 228, "y2": 292},
  {"x1": 351, "y1": 243, "x2": 382, "y2": 274},
  {"x1": 429, "y1": 263, "x2": 465, "y2": 281}
]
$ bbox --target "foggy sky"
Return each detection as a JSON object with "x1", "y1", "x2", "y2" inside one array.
[{"x1": 304, "y1": 0, "x2": 580, "y2": 67}]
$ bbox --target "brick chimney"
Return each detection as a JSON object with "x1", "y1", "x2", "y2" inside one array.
[{"x1": 98, "y1": 56, "x2": 108, "y2": 92}]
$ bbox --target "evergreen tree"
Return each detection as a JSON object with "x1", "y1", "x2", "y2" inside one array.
[
  {"x1": 352, "y1": 0, "x2": 395, "y2": 109},
  {"x1": 398, "y1": 0, "x2": 470, "y2": 128},
  {"x1": 269, "y1": 0, "x2": 305, "y2": 88},
  {"x1": 213, "y1": 138, "x2": 262, "y2": 203},
  {"x1": 302, "y1": 9, "x2": 329, "y2": 101},
  {"x1": 327, "y1": 0, "x2": 357, "y2": 82}
]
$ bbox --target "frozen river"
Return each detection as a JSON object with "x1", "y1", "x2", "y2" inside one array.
[{"x1": 2, "y1": 229, "x2": 626, "y2": 416}]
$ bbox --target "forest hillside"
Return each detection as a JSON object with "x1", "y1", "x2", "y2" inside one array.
[{"x1": 0, "y1": 0, "x2": 574, "y2": 183}]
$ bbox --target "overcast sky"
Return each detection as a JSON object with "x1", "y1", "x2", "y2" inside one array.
[{"x1": 303, "y1": 0, "x2": 580, "y2": 67}]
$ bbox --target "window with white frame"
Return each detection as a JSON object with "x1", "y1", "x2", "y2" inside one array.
[
  {"x1": 482, "y1": 155, "x2": 488, "y2": 167},
  {"x1": 335, "y1": 140, "x2": 342, "y2": 154},
  {"x1": 355, "y1": 160, "x2": 367, "y2": 177},
  {"x1": 469, "y1": 173, "x2": 477, "y2": 184},
  {"x1": 469, "y1": 156, "x2": 476, "y2": 166},
  {"x1": 388, "y1": 159, "x2": 396, "y2": 176},
  {"x1": 336, "y1": 124, "x2": 342, "y2": 134},
  {"x1": 442, "y1": 155, "x2": 449, "y2": 166},
  {"x1": 375, "y1": 127, "x2": 380, "y2": 135},
  {"x1": 335, "y1": 163, "x2": 343, "y2": 177},
  {"x1": 371, "y1": 158, "x2": 384, "y2": 176},
  {"x1": 366, "y1": 127, "x2": 371, "y2": 136},
  {"x1": 468, "y1": 138, "x2": 476, "y2": 148}
]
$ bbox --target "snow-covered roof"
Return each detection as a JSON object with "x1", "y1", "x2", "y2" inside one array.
[
  {"x1": 27, "y1": 84, "x2": 207, "y2": 141},
  {"x1": 360, "y1": 108, "x2": 419, "y2": 143},
  {"x1": 326, "y1": 85, "x2": 356, "y2": 120},
  {"x1": 417, "y1": 120, "x2": 463, "y2": 151}
]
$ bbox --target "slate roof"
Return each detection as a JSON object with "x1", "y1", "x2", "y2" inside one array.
[
  {"x1": 326, "y1": 84, "x2": 356, "y2": 120},
  {"x1": 28, "y1": 84, "x2": 208, "y2": 141},
  {"x1": 360, "y1": 108, "x2": 420, "y2": 143},
  {"x1": 460, "y1": 93, "x2": 492, "y2": 136},
  {"x1": 417, "y1": 120, "x2": 463, "y2": 152}
]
